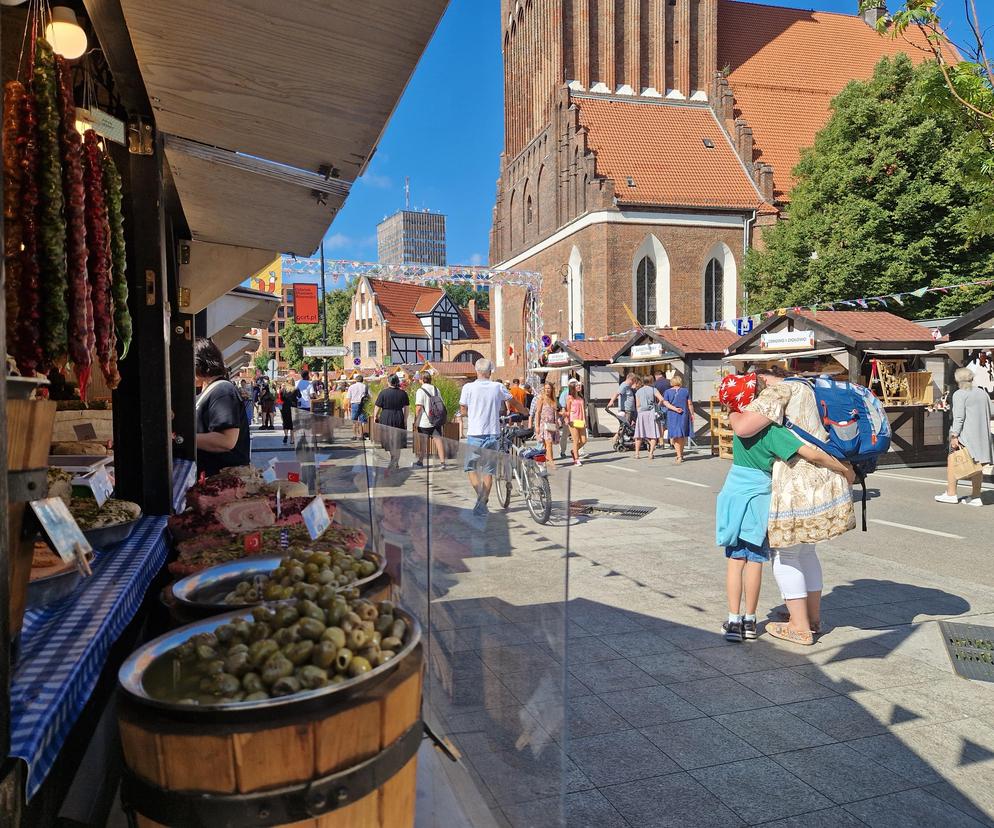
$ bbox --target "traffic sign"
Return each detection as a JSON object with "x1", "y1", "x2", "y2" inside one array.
[
  {"x1": 267, "y1": 358, "x2": 277, "y2": 380},
  {"x1": 304, "y1": 346, "x2": 349, "y2": 357}
]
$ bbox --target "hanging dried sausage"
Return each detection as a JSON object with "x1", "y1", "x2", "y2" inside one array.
[
  {"x1": 3, "y1": 82, "x2": 25, "y2": 353},
  {"x1": 102, "y1": 151, "x2": 131, "y2": 359},
  {"x1": 15, "y1": 84, "x2": 44, "y2": 375},
  {"x1": 33, "y1": 38, "x2": 69, "y2": 371},
  {"x1": 56, "y1": 55, "x2": 94, "y2": 399}
]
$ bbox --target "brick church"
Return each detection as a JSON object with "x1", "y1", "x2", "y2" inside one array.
[{"x1": 489, "y1": 0, "x2": 940, "y2": 371}]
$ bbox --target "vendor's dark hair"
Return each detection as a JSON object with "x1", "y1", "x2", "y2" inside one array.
[
  {"x1": 747, "y1": 363, "x2": 791, "y2": 379},
  {"x1": 388, "y1": 374, "x2": 401, "y2": 387},
  {"x1": 194, "y1": 338, "x2": 227, "y2": 378}
]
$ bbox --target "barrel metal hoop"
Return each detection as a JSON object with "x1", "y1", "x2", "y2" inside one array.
[
  {"x1": 121, "y1": 719, "x2": 423, "y2": 827},
  {"x1": 7, "y1": 468, "x2": 48, "y2": 503}
]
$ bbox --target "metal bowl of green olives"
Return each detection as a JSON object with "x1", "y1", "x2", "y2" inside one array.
[
  {"x1": 118, "y1": 596, "x2": 421, "y2": 713},
  {"x1": 170, "y1": 548, "x2": 385, "y2": 614}
]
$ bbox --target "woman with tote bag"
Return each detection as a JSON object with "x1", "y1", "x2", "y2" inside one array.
[{"x1": 936, "y1": 368, "x2": 994, "y2": 506}]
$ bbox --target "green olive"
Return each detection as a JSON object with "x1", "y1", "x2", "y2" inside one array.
[
  {"x1": 224, "y1": 651, "x2": 251, "y2": 677},
  {"x1": 298, "y1": 617, "x2": 326, "y2": 641},
  {"x1": 312, "y1": 640, "x2": 338, "y2": 669},
  {"x1": 244, "y1": 691, "x2": 269, "y2": 702},
  {"x1": 285, "y1": 640, "x2": 315, "y2": 666},
  {"x1": 298, "y1": 665, "x2": 329, "y2": 690},
  {"x1": 390, "y1": 620, "x2": 407, "y2": 640},
  {"x1": 261, "y1": 652, "x2": 295, "y2": 686},
  {"x1": 248, "y1": 639, "x2": 279, "y2": 668},
  {"x1": 299, "y1": 600, "x2": 324, "y2": 622},
  {"x1": 322, "y1": 627, "x2": 347, "y2": 649},
  {"x1": 215, "y1": 624, "x2": 236, "y2": 644},
  {"x1": 200, "y1": 659, "x2": 224, "y2": 676},
  {"x1": 374, "y1": 614, "x2": 395, "y2": 634},
  {"x1": 252, "y1": 606, "x2": 276, "y2": 624},
  {"x1": 248, "y1": 622, "x2": 272, "y2": 642},
  {"x1": 347, "y1": 628, "x2": 368, "y2": 650},
  {"x1": 347, "y1": 656, "x2": 372, "y2": 677},
  {"x1": 380, "y1": 636, "x2": 402, "y2": 651},
  {"x1": 274, "y1": 605, "x2": 300, "y2": 628},
  {"x1": 272, "y1": 676, "x2": 301, "y2": 697},
  {"x1": 241, "y1": 672, "x2": 264, "y2": 693},
  {"x1": 334, "y1": 648, "x2": 353, "y2": 674},
  {"x1": 195, "y1": 644, "x2": 218, "y2": 661},
  {"x1": 273, "y1": 626, "x2": 297, "y2": 647},
  {"x1": 376, "y1": 650, "x2": 396, "y2": 666}
]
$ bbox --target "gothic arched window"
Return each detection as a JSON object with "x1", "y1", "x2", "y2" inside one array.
[
  {"x1": 526, "y1": 195, "x2": 533, "y2": 224},
  {"x1": 636, "y1": 256, "x2": 657, "y2": 326},
  {"x1": 704, "y1": 258, "x2": 723, "y2": 323}
]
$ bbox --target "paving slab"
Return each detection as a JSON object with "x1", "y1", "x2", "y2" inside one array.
[
  {"x1": 771, "y1": 741, "x2": 915, "y2": 804},
  {"x1": 630, "y1": 650, "x2": 723, "y2": 684},
  {"x1": 842, "y1": 788, "x2": 988, "y2": 828},
  {"x1": 568, "y1": 729, "x2": 679, "y2": 786},
  {"x1": 669, "y1": 676, "x2": 774, "y2": 716},
  {"x1": 601, "y1": 772, "x2": 745, "y2": 828},
  {"x1": 568, "y1": 656, "x2": 659, "y2": 694},
  {"x1": 784, "y1": 693, "x2": 893, "y2": 741},
  {"x1": 640, "y1": 717, "x2": 761, "y2": 770},
  {"x1": 501, "y1": 790, "x2": 628, "y2": 828},
  {"x1": 598, "y1": 684, "x2": 706, "y2": 728},
  {"x1": 713, "y1": 706, "x2": 836, "y2": 754},
  {"x1": 734, "y1": 667, "x2": 840, "y2": 705}
]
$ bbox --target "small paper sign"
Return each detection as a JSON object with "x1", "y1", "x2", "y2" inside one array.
[
  {"x1": 262, "y1": 467, "x2": 277, "y2": 484},
  {"x1": 276, "y1": 486, "x2": 282, "y2": 520},
  {"x1": 30, "y1": 497, "x2": 93, "y2": 566},
  {"x1": 287, "y1": 472, "x2": 301, "y2": 483},
  {"x1": 88, "y1": 466, "x2": 114, "y2": 507},
  {"x1": 243, "y1": 532, "x2": 262, "y2": 554},
  {"x1": 73, "y1": 422, "x2": 98, "y2": 441},
  {"x1": 302, "y1": 497, "x2": 330, "y2": 540}
]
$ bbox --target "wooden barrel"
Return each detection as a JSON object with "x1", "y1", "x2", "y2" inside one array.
[
  {"x1": 119, "y1": 644, "x2": 423, "y2": 828},
  {"x1": 7, "y1": 398, "x2": 57, "y2": 635}
]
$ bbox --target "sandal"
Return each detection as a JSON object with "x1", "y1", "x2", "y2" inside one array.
[{"x1": 766, "y1": 622, "x2": 814, "y2": 646}]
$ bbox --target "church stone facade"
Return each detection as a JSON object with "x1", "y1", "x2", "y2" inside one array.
[{"x1": 489, "y1": 0, "x2": 939, "y2": 372}]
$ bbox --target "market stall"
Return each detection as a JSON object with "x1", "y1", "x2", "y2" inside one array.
[
  {"x1": 1, "y1": 0, "x2": 448, "y2": 823},
  {"x1": 724, "y1": 310, "x2": 947, "y2": 465},
  {"x1": 934, "y1": 297, "x2": 994, "y2": 397},
  {"x1": 539, "y1": 338, "x2": 625, "y2": 435},
  {"x1": 610, "y1": 329, "x2": 739, "y2": 444}
]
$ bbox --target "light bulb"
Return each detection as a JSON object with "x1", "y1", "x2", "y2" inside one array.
[{"x1": 45, "y1": 7, "x2": 87, "y2": 60}]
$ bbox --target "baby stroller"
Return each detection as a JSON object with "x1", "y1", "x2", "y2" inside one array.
[{"x1": 608, "y1": 408, "x2": 636, "y2": 453}]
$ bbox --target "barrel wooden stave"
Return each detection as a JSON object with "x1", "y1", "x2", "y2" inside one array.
[{"x1": 120, "y1": 645, "x2": 423, "y2": 828}]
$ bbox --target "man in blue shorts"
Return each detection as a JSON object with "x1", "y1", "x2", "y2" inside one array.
[
  {"x1": 459, "y1": 358, "x2": 529, "y2": 516},
  {"x1": 347, "y1": 375, "x2": 368, "y2": 439}
]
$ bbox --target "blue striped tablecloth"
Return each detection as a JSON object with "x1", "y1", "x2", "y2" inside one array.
[{"x1": 8, "y1": 458, "x2": 194, "y2": 799}]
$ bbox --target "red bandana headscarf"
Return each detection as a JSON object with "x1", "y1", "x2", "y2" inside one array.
[{"x1": 718, "y1": 372, "x2": 758, "y2": 413}]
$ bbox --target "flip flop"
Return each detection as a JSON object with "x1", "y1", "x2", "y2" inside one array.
[{"x1": 766, "y1": 622, "x2": 814, "y2": 646}]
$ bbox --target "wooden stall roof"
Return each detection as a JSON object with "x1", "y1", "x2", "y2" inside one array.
[
  {"x1": 615, "y1": 329, "x2": 739, "y2": 361},
  {"x1": 939, "y1": 297, "x2": 994, "y2": 341},
  {"x1": 555, "y1": 339, "x2": 627, "y2": 365},
  {"x1": 728, "y1": 310, "x2": 937, "y2": 353}
]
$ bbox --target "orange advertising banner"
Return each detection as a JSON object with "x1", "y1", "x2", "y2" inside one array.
[{"x1": 294, "y1": 283, "x2": 320, "y2": 324}]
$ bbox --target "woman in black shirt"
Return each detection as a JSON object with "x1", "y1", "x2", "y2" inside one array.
[
  {"x1": 195, "y1": 339, "x2": 251, "y2": 476},
  {"x1": 373, "y1": 375, "x2": 409, "y2": 473}
]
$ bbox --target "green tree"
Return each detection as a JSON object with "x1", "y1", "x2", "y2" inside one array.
[
  {"x1": 442, "y1": 283, "x2": 490, "y2": 310},
  {"x1": 744, "y1": 55, "x2": 994, "y2": 319},
  {"x1": 280, "y1": 321, "x2": 325, "y2": 371},
  {"x1": 867, "y1": 1, "x2": 994, "y2": 239},
  {"x1": 324, "y1": 283, "x2": 356, "y2": 345},
  {"x1": 253, "y1": 351, "x2": 273, "y2": 373}
]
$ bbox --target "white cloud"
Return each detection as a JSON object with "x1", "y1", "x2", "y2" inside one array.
[
  {"x1": 359, "y1": 172, "x2": 392, "y2": 189},
  {"x1": 324, "y1": 233, "x2": 376, "y2": 253},
  {"x1": 468, "y1": 252, "x2": 486, "y2": 266}
]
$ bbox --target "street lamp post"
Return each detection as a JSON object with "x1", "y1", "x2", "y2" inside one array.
[{"x1": 320, "y1": 243, "x2": 329, "y2": 406}]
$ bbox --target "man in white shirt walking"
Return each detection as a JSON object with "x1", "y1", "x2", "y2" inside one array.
[
  {"x1": 296, "y1": 370, "x2": 313, "y2": 412},
  {"x1": 347, "y1": 375, "x2": 368, "y2": 439},
  {"x1": 459, "y1": 358, "x2": 528, "y2": 516}
]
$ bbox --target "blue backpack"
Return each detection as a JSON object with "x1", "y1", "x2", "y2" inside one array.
[{"x1": 784, "y1": 376, "x2": 891, "y2": 530}]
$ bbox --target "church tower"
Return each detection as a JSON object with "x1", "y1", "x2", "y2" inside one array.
[{"x1": 501, "y1": 0, "x2": 718, "y2": 158}]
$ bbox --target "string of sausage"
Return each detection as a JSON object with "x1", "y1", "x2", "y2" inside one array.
[
  {"x1": 2, "y1": 82, "x2": 24, "y2": 358},
  {"x1": 83, "y1": 129, "x2": 119, "y2": 389},
  {"x1": 15, "y1": 83, "x2": 44, "y2": 375},
  {"x1": 33, "y1": 38, "x2": 69, "y2": 372},
  {"x1": 102, "y1": 152, "x2": 131, "y2": 359},
  {"x1": 56, "y1": 55, "x2": 94, "y2": 400}
]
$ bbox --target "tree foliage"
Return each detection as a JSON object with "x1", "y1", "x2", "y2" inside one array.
[
  {"x1": 253, "y1": 351, "x2": 273, "y2": 373},
  {"x1": 280, "y1": 322, "x2": 325, "y2": 371},
  {"x1": 442, "y1": 283, "x2": 490, "y2": 310},
  {"x1": 744, "y1": 55, "x2": 994, "y2": 318},
  {"x1": 279, "y1": 282, "x2": 357, "y2": 371}
]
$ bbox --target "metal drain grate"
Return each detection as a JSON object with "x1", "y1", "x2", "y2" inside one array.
[
  {"x1": 569, "y1": 501, "x2": 655, "y2": 520},
  {"x1": 939, "y1": 620, "x2": 994, "y2": 684}
]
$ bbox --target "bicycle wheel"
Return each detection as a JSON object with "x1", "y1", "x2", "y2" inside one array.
[
  {"x1": 524, "y1": 465, "x2": 552, "y2": 524},
  {"x1": 494, "y1": 467, "x2": 512, "y2": 509}
]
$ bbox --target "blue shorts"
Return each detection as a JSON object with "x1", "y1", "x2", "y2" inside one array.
[
  {"x1": 351, "y1": 403, "x2": 365, "y2": 421},
  {"x1": 464, "y1": 434, "x2": 499, "y2": 474},
  {"x1": 725, "y1": 540, "x2": 771, "y2": 563}
]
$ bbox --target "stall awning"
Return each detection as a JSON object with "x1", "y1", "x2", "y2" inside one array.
[
  {"x1": 607, "y1": 359, "x2": 677, "y2": 370},
  {"x1": 863, "y1": 349, "x2": 936, "y2": 356},
  {"x1": 723, "y1": 347, "x2": 846, "y2": 362},
  {"x1": 933, "y1": 339, "x2": 994, "y2": 350}
]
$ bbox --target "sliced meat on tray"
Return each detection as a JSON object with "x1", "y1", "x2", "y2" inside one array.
[
  {"x1": 185, "y1": 474, "x2": 246, "y2": 513},
  {"x1": 217, "y1": 498, "x2": 276, "y2": 534}
]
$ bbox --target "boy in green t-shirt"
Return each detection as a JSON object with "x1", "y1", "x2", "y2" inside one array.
[{"x1": 716, "y1": 373, "x2": 853, "y2": 643}]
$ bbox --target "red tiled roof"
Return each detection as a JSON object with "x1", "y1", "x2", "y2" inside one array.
[
  {"x1": 574, "y1": 97, "x2": 769, "y2": 211},
  {"x1": 796, "y1": 310, "x2": 934, "y2": 343},
  {"x1": 461, "y1": 309, "x2": 491, "y2": 340},
  {"x1": 718, "y1": 0, "x2": 953, "y2": 201},
  {"x1": 367, "y1": 278, "x2": 440, "y2": 337},
  {"x1": 656, "y1": 328, "x2": 740, "y2": 355},
  {"x1": 429, "y1": 361, "x2": 478, "y2": 377},
  {"x1": 562, "y1": 339, "x2": 626, "y2": 363},
  {"x1": 413, "y1": 293, "x2": 442, "y2": 313}
]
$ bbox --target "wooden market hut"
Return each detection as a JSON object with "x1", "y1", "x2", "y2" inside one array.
[
  {"x1": 724, "y1": 310, "x2": 947, "y2": 465},
  {"x1": 934, "y1": 297, "x2": 994, "y2": 395},
  {"x1": 609, "y1": 328, "x2": 740, "y2": 443},
  {"x1": 536, "y1": 339, "x2": 625, "y2": 435}
]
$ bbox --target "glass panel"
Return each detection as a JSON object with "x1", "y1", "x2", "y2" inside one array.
[
  {"x1": 645, "y1": 258, "x2": 657, "y2": 326},
  {"x1": 636, "y1": 257, "x2": 647, "y2": 325}
]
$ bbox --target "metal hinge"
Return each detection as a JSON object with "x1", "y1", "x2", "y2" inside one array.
[{"x1": 128, "y1": 117, "x2": 154, "y2": 155}]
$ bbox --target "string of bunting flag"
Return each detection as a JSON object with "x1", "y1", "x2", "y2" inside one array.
[{"x1": 579, "y1": 277, "x2": 994, "y2": 342}]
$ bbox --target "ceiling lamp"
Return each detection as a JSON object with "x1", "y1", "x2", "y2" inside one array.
[
  {"x1": 45, "y1": 7, "x2": 88, "y2": 60},
  {"x1": 0, "y1": 0, "x2": 29, "y2": 6}
]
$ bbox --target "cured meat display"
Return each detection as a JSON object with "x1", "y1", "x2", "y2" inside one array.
[
  {"x1": 168, "y1": 495, "x2": 337, "y2": 540},
  {"x1": 185, "y1": 474, "x2": 247, "y2": 513},
  {"x1": 217, "y1": 499, "x2": 277, "y2": 534},
  {"x1": 56, "y1": 56, "x2": 93, "y2": 399},
  {"x1": 3, "y1": 38, "x2": 129, "y2": 386}
]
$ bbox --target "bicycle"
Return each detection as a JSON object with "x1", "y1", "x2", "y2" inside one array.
[{"x1": 493, "y1": 415, "x2": 553, "y2": 524}]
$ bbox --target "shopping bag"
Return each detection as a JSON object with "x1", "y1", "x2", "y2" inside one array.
[{"x1": 949, "y1": 447, "x2": 982, "y2": 479}]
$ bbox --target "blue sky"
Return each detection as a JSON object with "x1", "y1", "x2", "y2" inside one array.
[{"x1": 318, "y1": 0, "x2": 975, "y2": 272}]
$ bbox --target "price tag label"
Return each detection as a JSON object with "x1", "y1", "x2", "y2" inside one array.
[
  {"x1": 73, "y1": 422, "x2": 98, "y2": 441},
  {"x1": 243, "y1": 532, "x2": 262, "y2": 553},
  {"x1": 302, "y1": 496, "x2": 330, "y2": 541},
  {"x1": 276, "y1": 486, "x2": 282, "y2": 520},
  {"x1": 262, "y1": 467, "x2": 277, "y2": 484},
  {"x1": 30, "y1": 497, "x2": 93, "y2": 565},
  {"x1": 88, "y1": 466, "x2": 114, "y2": 507}
]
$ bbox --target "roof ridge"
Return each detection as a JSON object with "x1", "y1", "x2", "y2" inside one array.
[
  {"x1": 706, "y1": 106, "x2": 769, "y2": 208},
  {"x1": 720, "y1": 0, "x2": 864, "y2": 23}
]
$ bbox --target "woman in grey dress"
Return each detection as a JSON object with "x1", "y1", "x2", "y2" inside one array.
[{"x1": 936, "y1": 368, "x2": 994, "y2": 506}]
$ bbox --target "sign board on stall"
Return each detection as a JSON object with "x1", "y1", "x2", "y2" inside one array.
[
  {"x1": 304, "y1": 345, "x2": 349, "y2": 357},
  {"x1": 631, "y1": 343, "x2": 664, "y2": 359},
  {"x1": 30, "y1": 498, "x2": 93, "y2": 565},
  {"x1": 303, "y1": 496, "x2": 331, "y2": 541},
  {"x1": 760, "y1": 330, "x2": 815, "y2": 352},
  {"x1": 293, "y1": 283, "x2": 320, "y2": 324},
  {"x1": 88, "y1": 466, "x2": 114, "y2": 508},
  {"x1": 547, "y1": 352, "x2": 571, "y2": 366},
  {"x1": 77, "y1": 107, "x2": 126, "y2": 146},
  {"x1": 73, "y1": 423, "x2": 98, "y2": 441}
]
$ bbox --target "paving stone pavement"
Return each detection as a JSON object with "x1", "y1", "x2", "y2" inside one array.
[{"x1": 312, "y1": 428, "x2": 994, "y2": 827}]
